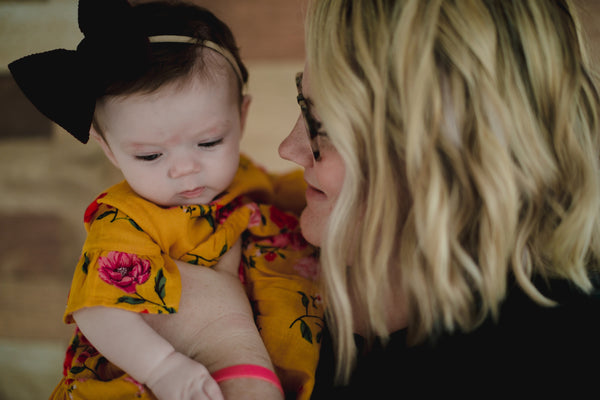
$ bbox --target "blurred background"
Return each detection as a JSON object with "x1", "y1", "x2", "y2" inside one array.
[{"x1": 0, "y1": 0, "x2": 598, "y2": 399}]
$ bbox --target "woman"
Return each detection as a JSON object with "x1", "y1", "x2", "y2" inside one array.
[{"x1": 279, "y1": 0, "x2": 600, "y2": 397}]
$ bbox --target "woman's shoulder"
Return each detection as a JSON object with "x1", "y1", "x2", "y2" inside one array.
[
  {"x1": 434, "y1": 277, "x2": 600, "y2": 359},
  {"x1": 496, "y1": 276, "x2": 600, "y2": 337},
  {"x1": 312, "y1": 277, "x2": 600, "y2": 398}
]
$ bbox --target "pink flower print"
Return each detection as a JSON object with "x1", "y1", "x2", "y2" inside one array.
[
  {"x1": 98, "y1": 251, "x2": 151, "y2": 294},
  {"x1": 313, "y1": 294, "x2": 323, "y2": 307},
  {"x1": 215, "y1": 197, "x2": 244, "y2": 225},
  {"x1": 124, "y1": 376, "x2": 147, "y2": 396},
  {"x1": 76, "y1": 348, "x2": 99, "y2": 364},
  {"x1": 63, "y1": 343, "x2": 76, "y2": 377},
  {"x1": 84, "y1": 193, "x2": 107, "y2": 223},
  {"x1": 246, "y1": 203, "x2": 263, "y2": 228},
  {"x1": 264, "y1": 252, "x2": 277, "y2": 262},
  {"x1": 267, "y1": 231, "x2": 307, "y2": 250},
  {"x1": 293, "y1": 256, "x2": 320, "y2": 281},
  {"x1": 269, "y1": 206, "x2": 299, "y2": 230},
  {"x1": 238, "y1": 261, "x2": 246, "y2": 285}
]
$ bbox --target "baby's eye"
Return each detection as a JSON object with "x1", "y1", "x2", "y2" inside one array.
[
  {"x1": 135, "y1": 153, "x2": 162, "y2": 161},
  {"x1": 198, "y1": 138, "x2": 224, "y2": 148}
]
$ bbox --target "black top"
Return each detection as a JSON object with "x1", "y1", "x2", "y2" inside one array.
[{"x1": 311, "y1": 277, "x2": 600, "y2": 398}]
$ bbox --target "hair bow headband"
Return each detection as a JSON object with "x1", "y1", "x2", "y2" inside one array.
[
  {"x1": 8, "y1": 0, "x2": 242, "y2": 145},
  {"x1": 8, "y1": 0, "x2": 150, "y2": 143}
]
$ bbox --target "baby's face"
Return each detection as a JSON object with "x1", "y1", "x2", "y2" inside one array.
[{"x1": 95, "y1": 74, "x2": 248, "y2": 207}]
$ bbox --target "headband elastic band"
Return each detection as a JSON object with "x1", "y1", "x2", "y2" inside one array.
[
  {"x1": 148, "y1": 35, "x2": 245, "y2": 88},
  {"x1": 148, "y1": 35, "x2": 196, "y2": 44}
]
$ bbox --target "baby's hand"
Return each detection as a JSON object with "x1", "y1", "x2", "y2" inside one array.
[{"x1": 145, "y1": 351, "x2": 224, "y2": 400}]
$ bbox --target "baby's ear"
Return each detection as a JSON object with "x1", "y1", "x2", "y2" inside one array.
[
  {"x1": 239, "y1": 94, "x2": 252, "y2": 134},
  {"x1": 90, "y1": 126, "x2": 119, "y2": 169}
]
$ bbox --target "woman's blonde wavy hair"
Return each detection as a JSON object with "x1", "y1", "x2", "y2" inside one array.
[{"x1": 306, "y1": 0, "x2": 600, "y2": 382}]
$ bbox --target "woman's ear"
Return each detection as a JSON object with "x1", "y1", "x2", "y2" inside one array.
[
  {"x1": 239, "y1": 94, "x2": 252, "y2": 134},
  {"x1": 90, "y1": 126, "x2": 119, "y2": 169}
]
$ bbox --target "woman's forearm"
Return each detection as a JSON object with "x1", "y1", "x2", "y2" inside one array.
[{"x1": 143, "y1": 260, "x2": 283, "y2": 399}]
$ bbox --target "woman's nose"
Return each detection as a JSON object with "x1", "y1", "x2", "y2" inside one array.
[
  {"x1": 168, "y1": 153, "x2": 201, "y2": 179},
  {"x1": 278, "y1": 115, "x2": 314, "y2": 168}
]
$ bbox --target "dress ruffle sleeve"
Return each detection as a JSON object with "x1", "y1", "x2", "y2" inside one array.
[{"x1": 64, "y1": 201, "x2": 182, "y2": 323}]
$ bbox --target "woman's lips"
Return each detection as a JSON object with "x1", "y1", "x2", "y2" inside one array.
[
  {"x1": 179, "y1": 187, "x2": 205, "y2": 199},
  {"x1": 305, "y1": 183, "x2": 326, "y2": 200}
]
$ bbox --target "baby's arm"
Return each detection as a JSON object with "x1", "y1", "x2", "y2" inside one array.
[{"x1": 73, "y1": 306, "x2": 223, "y2": 400}]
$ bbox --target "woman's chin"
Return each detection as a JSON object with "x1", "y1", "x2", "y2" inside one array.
[{"x1": 299, "y1": 207, "x2": 324, "y2": 247}]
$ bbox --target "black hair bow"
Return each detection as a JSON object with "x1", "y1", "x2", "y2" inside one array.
[{"x1": 8, "y1": 0, "x2": 150, "y2": 143}]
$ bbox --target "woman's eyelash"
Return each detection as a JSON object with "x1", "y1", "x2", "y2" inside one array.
[
  {"x1": 314, "y1": 121, "x2": 327, "y2": 135},
  {"x1": 198, "y1": 138, "x2": 224, "y2": 148},
  {"x1": 135, "y1": 153, "x2": 162, "y2": 161}
]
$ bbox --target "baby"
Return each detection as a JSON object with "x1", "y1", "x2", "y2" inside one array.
[{"x1": 9, "y1": 1, "x2": 322, "y2": 399}]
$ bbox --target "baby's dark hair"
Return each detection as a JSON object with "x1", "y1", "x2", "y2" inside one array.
[
  {"x1": 104, "y1": 2, "x2": 248, "y2": 102},
  {"x1": 8, "y1": 0, "x2": 248, "y2": 144}
]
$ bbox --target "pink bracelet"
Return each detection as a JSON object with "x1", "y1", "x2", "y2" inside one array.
[{"x1": 211, "y1": 364, "x2": 284, "y2": 395}]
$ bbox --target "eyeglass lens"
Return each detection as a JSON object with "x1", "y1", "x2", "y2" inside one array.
[{"x1": 296, "y1": 72, "x2": 321, "y2": 161}]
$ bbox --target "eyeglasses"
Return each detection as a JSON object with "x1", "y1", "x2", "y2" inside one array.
[{"x1": 296, "y1": 72, "x2": 322, "y2": 161}]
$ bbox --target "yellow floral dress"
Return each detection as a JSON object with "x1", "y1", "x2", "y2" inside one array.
[{"x1": 50, "y1": 155, "x2": 323, "y2": 400}]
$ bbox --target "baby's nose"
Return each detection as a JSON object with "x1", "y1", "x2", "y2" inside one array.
[{"x1": 168, "y1": 154, "x2": 201, "y2": 179}]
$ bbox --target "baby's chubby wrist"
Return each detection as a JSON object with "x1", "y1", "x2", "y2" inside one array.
[
  {"x1": 143, "y1": 351, "x2": 222, "y2": 400},
  {"x1": 143, "y1": 349, "x2": 181, "y2": 388}
]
